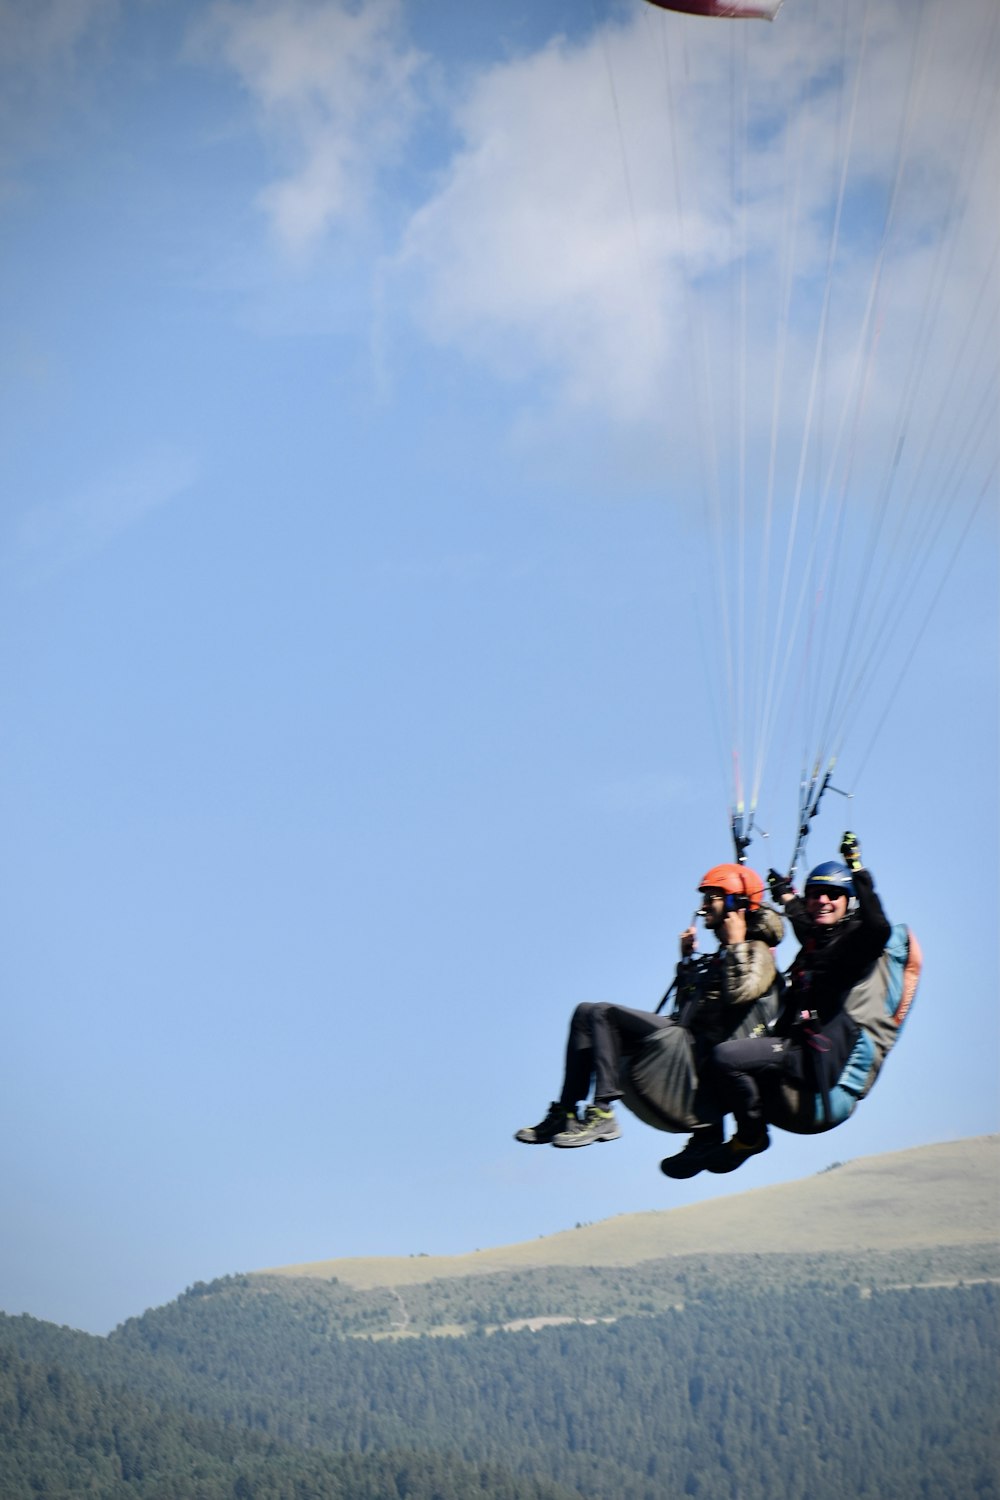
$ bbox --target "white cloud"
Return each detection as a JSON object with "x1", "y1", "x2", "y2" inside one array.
[
  {"x1": 394, "y1": 24, "x2": 680, "y2": 423},
  {"x1": 392, "y1": 0, "x2": 998, "y2": 452},
  {"x1": 191, "y1": 0, "x2": 424, "y2": 254},
  {"x1": 15, "y1": 447, "x2": 199, "y2": 583},
  {"x1": 193, "y1": 0, "x2": 997, "y2": 494}
]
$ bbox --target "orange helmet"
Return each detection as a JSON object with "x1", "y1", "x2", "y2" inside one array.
[{"x1": 699, "y1": 863, "x2": 764, "y2": 912}]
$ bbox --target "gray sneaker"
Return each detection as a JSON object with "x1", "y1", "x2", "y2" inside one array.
[
  {"x1": 552, "y1": 1104, "x2": 621, "y2": 1148},
  {"x1": 515, "y1": 1102, "x2": 577, "y2": 1144}
]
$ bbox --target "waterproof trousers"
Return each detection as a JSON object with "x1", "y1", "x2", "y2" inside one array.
[{"x1": 559, "y1": 1003, "x2": 677, "y2": 1108}]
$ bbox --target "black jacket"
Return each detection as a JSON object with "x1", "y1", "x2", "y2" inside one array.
[
  {"x1": 778, "y1": 868, "x2": 891, "y2": 1109},
  {"x1": 781, "y1": 867, "x2": 891, "y2": 1028}
]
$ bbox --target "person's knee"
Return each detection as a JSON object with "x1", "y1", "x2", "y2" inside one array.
[
  {"x1": 571, "y1": 1001, "x2": 605, "y2": 1024},
  {"x1": 711, "y1": 1040, "x2": 739, "y2": 1073},
  {"x1": 568, "y1": 1002, "x2": 599, "y2": 1038}
]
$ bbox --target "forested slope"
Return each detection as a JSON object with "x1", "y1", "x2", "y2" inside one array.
[
  {"x1": 0, "y1": 1334, "x2": 578, "y2": 1500},
  {"x1": 1, "y1": 1282, "x2": 996, "y2": 1500},
  {"x1": 1, "y1": 1138, "x2": 996, "y2": 1499}
]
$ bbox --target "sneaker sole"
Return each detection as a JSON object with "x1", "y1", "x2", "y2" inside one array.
[{"x1": 551, "y1": 1130, "x2": 621, "y2": 1148}]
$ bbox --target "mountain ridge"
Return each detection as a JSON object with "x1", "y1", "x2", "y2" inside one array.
[{"x1": 260, "y1": 1134, "x2": 999, "y2": 1290}]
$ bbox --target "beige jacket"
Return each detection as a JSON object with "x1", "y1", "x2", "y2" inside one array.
[{"x1": 675, "y1": 905, "x2": 783, "y2": 1045}]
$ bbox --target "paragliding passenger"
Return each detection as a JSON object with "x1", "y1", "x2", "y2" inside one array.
[
  {"x1": 515, "y1": 864, "x2": 782, "y2": 1151},
  {"x1": 703, "y1": 833, "x2": 891, "y2": 1174}
]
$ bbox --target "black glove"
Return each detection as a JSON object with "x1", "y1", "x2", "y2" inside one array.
[
  {"x1": 768, "y1": 868, "x2": 792, "y2": 903},
  {"x1": 840, "y1": 832, "x2": 862, "y2": 871}
]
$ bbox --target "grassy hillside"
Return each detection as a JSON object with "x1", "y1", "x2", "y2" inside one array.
[
  {"x1": 1, "y1": 1138, "x2": 996, "y2": 1500},
  {"x1": 262, "y1": 1135, "x2": 999, "y2": 1291}
]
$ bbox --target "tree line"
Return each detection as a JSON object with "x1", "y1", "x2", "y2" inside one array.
[{"x1": 0, "y1": 1275, "x2": 996, "y2": 1499}]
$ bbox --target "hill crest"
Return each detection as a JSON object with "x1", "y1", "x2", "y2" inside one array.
[{"x1": 260, "y1": 1135, "x2": 999, "y2": 1291}]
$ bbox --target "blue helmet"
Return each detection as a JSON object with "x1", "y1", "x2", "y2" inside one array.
[{"x1": 805, "y1": 861, "x2": 854, "y2": 896}]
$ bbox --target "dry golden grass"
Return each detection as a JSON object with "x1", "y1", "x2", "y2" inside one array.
[{"x1": 260, "y1": 1136, "x2": 999, "y2": 1291}]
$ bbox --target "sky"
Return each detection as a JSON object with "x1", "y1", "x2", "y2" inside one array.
[{"x1": 0, "y1": 0, "x2": 997, "y2": 1337}]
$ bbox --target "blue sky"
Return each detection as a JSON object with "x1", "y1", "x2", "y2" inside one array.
[{"x1": 1, "y1": 0, "x2": 997, "y2": 1336}]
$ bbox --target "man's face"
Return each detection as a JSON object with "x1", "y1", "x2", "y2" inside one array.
[
  {"x1": 804, "y1": 886, "x2": 849, "y2": 927},
  {"x1": 699, "y1": 889, "x2": 727, "y2": 928}
]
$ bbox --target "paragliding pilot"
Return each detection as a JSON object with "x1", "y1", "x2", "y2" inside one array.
[
  {"x1": 516, "y1": 864, "x2": 783, "y2": 1153},
  {"x1": 701, "y1": 832, "x2": 891, "y2": 1174}
]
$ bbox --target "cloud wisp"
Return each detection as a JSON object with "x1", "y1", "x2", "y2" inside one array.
[
  {"x1": 0, "y1": 0, "x2": 120, "y2": 199},
  {"x1": 191, "y1": 0, "x2": 424, "y2": 256},
  {"x1": 13, "y1": 447, "x2": 199, "y2": 585}
]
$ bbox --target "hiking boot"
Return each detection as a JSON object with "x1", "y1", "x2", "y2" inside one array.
[
  {"x1": 515, "y1": 1102, "x2": 577, "y2": 1145},
  {"x1": 660, "y1": 1129, "x2": 724, "y2": 1180},
  {"x1": 551, "y1": 1104, "x2": 621, "y2": 1148},
  {"x1": 706, "y1": 1128, "x2": 770, "y2": 1174}
]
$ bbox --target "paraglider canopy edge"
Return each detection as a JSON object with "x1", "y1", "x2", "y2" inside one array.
[{"x1": 642, "y1": 0, "x2": 784, "y2": 21}]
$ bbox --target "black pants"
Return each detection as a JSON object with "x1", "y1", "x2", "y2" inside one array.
[
  {"x1": 709, "y1": 1034, "x2": 795, "y2": 1135},
  {"x1": 559, "y1": 1003, "x2": 677, "y2": 1107}
]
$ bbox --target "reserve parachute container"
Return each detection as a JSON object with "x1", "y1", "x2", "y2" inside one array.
[{"x1": 763, "y1": 922, "x2": 922, "y2": 1133}]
